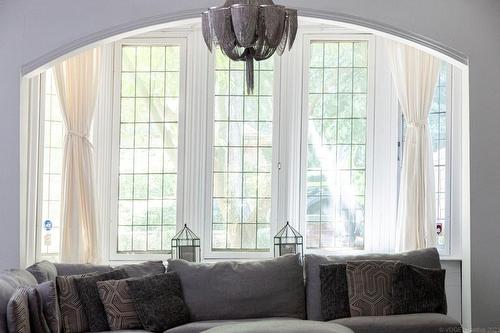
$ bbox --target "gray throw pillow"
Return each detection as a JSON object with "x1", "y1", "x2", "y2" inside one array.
[
  {"x1": 115, "y1": 261, "x2": 165, "y2": 277},
  {"x1": 35, "y1": 281, "x2": 61, "y2": 333},
  {"x1": 26, "y1": 261, "x2": 58, "y2": 283},
  {"x1": 126, "y1": 273, "x2": 189, "y2": 332},
  {"x1": 74, "y1": 269, "x2": 128, "y2": 332},
  {"x1": 320, "y1": 264, "x2": 350, "y2": 321},
  {"x1": 392, "y1": 262, "x2": 447, "y2": 315},
  {"x1": 6, "y1": 287, "x2": 31, "y2": 333},
  {"x1": 97, "y1": 279, "x2": 142, "y2": 330},
  {"x1": 346, "y1": 260, "x2": 398, "y2": 316},
  {"x1": 56, "y1": 272, "x2": 96, "y2": 333},
  {"x1": 26, "y1": 287, "x2": 51, "y2": 333},
  {"x1": 0, "y1": 270, "x2": 38, "y2": 332}
]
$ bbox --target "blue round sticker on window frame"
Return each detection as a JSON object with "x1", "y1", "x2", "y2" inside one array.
[{"x1": 44, "y1": 220, "x2": 53, "y2": 232}]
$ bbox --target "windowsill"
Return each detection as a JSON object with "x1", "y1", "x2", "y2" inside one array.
[{"x1": 439, "y1": 255, "x2": 462, "y2": 262}]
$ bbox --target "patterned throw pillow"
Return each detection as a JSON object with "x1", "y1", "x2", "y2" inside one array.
[
  {"x1": 74, "y1": 269, "x2": 129, "y2": 332},
  {"x1": 346, "y1": 260, "x2": 398, "y2": 316},
  {"x1": 56, "y1": 273, "x2": 96, "y2": 333},
  {"x1": 126, "y1": 273, "x2": 190, "y2": 332},
  {"x1": 392, "y1": 262, "x2": 447, "y2": 315},
  {"x1": 35, "y1": 281, "x2": 61, "y2": 333},
  {"x1": 97, "y1": 279, "x2": 142, "y2": 330},
  {"x1": 6, "y1": 288, "x2": 31, "y2": 333},
  {"x1": 319, "y1": 264, "x2": 351, "y2": 321}
]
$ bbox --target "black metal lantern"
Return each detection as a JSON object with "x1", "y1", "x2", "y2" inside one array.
[
  {"x1": 171, "y1": 224, "x2": 201, "y2": 262},
  {"x1": 274, "y1": 221, "x2": 303, "y2": 258}
]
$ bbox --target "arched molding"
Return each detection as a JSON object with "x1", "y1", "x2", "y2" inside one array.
[{"x1": 21, "y1": 7, "x2": 468, "y2": 77}]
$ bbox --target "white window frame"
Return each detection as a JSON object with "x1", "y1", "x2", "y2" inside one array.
[
  {"x1": 298, "y1": 33, "x2": 377, "y2": 254},
  {"x1": 21, "y1": 21, "x2": 463, "y2": 265},
  {"x1": 108, "y1": 37, "x2": 188, "y2": 261},
  {"x1": 203, "y1": 50, "x2": 282, "y2": 260}
]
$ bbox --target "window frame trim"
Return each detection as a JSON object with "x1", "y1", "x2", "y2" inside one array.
[
  {"x1": 108, "y1": 37, "x2": 189, "y2": 261},
  {"x1": 202, "y1": 48, "x2": 283, "y2": 260}
]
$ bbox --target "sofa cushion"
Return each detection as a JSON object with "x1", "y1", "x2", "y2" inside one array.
[
  {"x1": 305, "y1": 248, "x2": 441, "y2": 320},
  {"x1": 115, "y1": 261, "x2": 165, "y2": 277},
  {"x1": 126, "y1": 273, "x2": 190, "y2": 332},
  {"x1": 346, "y1": 260, "x2": 397, "y2": 316},
  {"x1": 0, "y1": 270, "x2": 38, "y2": 332},
  {"x1": 331, "y1": 313, "x2": 462, "y2": 333},
  {"x1": 97, "y1": 279, "x2": 142, "y2": 330},
  {"x1": 167, "y1": 254, "x2": 305, "y2": 321},
  {"x1": 165, "y1": 318, "x2": 308, "y2": 333},
  {"x1": 201, "y1": 319, "x2": 354, "y2": 333},
  {"x1": 392, "y1": 263, "x2": 447, "y2": 315},
  {"x1": 26, "y1": 261, "x2": 58, "y2": 283},
  {"x1": 74, "y1": 269, "x2": 129, "y2": 332},
  {"x1": 36, "y1": 281, "x2": 61, "y2": 333},
  {"x1": 54, "y1": 263, "x2": 113, "y2": 276}
]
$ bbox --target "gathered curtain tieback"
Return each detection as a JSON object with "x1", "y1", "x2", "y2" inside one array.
[
  {"x1": 67, "y1": 130, "x2": 93, "y2": 148},
  {"x1": 407, "y1": 120, "x2": 427, "y2": 128}
]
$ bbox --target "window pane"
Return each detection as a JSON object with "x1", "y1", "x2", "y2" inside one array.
[
  {"x1": 306, "y1": 41, "x2": 368, "y2": 250},
  {"x1": 211, "y1": 51, "x2": 274, "y2": 251},
  {"x1": 39, "y1": 69, "x2": 64, "y2": 261},
  {"x1": 117, "y1": 45, "x2": 181, "y2": 253}
]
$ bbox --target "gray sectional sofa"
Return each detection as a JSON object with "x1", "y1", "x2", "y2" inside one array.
[{"x1": 0, "y1": 248, "x2": 462, "y2": 333}]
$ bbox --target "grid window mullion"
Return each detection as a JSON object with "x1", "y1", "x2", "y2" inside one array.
[
  {"x1": 117, "y1": 44, "x2": 181, "y2": 254},
  {"x1": 306, "y1": 41, "x2": 368, "y2": 251},
  {"x1": 212, "y1": 50, "x2": 274, "y2": 252}
]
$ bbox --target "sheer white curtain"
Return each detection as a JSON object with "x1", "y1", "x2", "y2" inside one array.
[
  {"x1": 55, "y1": 48, "x2": 101, "y2": 263},
  {"x1": 386, "y1": 41, "x2": 440, "y2": 252}
]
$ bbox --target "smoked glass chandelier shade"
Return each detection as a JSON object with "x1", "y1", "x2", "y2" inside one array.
[{"x1": 202, "y1": 0, "x2": 298, "y2": 93}]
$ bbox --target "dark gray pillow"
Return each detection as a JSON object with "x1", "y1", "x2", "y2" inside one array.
[
  {"x1": 27, "y1": 287, "x2": 51, "y2": 333},
  {"x1": 26, "y1": 261, "x2": 58, "y2": 283},
  {"x1": 167, "y1": 254, "x2": 305, "y2": 321},
  {"x1": 115, "y1": 261, "x2": 165, "y2": 277},
  {"x1": 320, "y1": 264, "x2": 350, "y2": 321},
  {"x1": 74, "y1": 269, "x2": 128, "y2": 332},
  {"x1": 392, "y1": 263, "x2": 447, "y2": 315},
  {"x1": 126, "y1": 273, "x2": 189, "y2": 332},
  {"x1": 35, "y1": 281, "x2": 61, "y2": 333}
]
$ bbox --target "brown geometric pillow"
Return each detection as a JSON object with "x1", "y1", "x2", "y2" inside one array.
[
  {"x1": 56, "y1": 273, "x2": 96, "y2": 333},
  {"x1": 6, "y1": 287, "x2": 31, "y2": 332},
  {"x1": 346, "y1": 260, "x2": 398, "y2": 316},
  {"x1": 97, "y1": 279, "x2": 142, "y2": 330}
]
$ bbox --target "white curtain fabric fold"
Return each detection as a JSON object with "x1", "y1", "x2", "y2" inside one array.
[
  {"x1": 386, "y1": 41, "x2": 440, "y2": 252},
  {"x1": 54, "y1": 48, "x2": 101, "y2": 263}
]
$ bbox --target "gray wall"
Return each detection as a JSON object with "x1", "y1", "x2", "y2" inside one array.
[{"x1": 1, "y1": 0, "x2": 499, "y2": 329}]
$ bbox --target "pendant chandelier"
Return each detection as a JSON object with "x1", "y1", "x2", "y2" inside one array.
[{"x1": 202, "y1": 0, "x2": 298, "y2": 93}]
